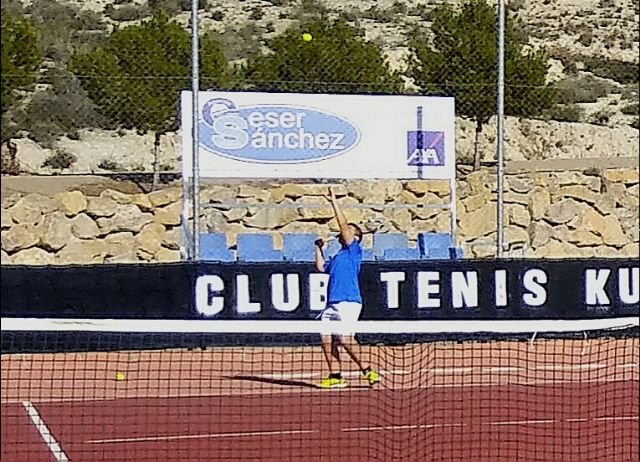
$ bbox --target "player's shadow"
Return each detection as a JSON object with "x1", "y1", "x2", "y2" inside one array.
[
  {"x1": 230, "y1": 375, "x2": 317, "y2": 389},
  {"x1": 229, "y1": 375, "x2": 372, "y2": 390}
]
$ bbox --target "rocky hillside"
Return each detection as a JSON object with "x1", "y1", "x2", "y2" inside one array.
[{"x1": 1, "y1": 0, "x2": 638, "y2": 176}]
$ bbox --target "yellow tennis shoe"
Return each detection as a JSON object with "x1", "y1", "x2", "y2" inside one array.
[
  {"x1": 363, "y1": 369, "x2": 380, "y2": 386},
  {"x1": 317, "y1": 376, "x2": 348, "y2": 389}
]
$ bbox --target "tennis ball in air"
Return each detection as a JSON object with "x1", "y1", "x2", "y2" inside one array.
[
  {"x1": 115, "y1": 372, "x2": 126, "y2": 381},
  {"x1": 302, "y1": 33, "x2": 313, "y2": 42}
]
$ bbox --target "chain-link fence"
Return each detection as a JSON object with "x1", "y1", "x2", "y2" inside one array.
[
  {"x1": 2, "y1": 0, "x2": 638, "y2": 173},
  {"x1": 1, "y1": 0, "x2": 638, "y2": 259},
  {"x1": 2, "y1": 0, "x2": 637, "y2": 177}
]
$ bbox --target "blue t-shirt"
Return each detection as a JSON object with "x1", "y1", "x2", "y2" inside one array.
[{"x1": 323, "y1": 240, "x2": 362, "y2": 304}]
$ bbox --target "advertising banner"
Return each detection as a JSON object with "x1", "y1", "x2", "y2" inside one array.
[
  {"x1": 181, "y1": 91, "x2": 456, "y2": 179},
  {"x1": 3, "y1": 260, "x2": 637, "y2": 321},
  {"x1": 3, "y1": 260, "x2": 637, "y2": 351}
]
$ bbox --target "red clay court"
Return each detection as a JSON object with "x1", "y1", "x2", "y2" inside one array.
[{"x1": 2, "y1": 332, "x2": 638, "y2": 462}]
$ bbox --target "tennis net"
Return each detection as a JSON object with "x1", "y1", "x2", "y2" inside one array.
[{"x1": 1, "y1": 317, "x2": 638, "y2": 462}]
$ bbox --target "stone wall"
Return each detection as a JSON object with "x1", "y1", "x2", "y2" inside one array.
[{"x1": 1, "y1": 166, "x2": 638, "y2": 264}]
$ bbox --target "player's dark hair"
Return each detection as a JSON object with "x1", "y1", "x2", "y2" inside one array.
[{"x1": 349, "y1": 223, "x2": 363, "y2": 241}]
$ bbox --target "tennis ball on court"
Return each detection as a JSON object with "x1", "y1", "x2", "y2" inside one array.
[
  {"x1": 302, "y1": 32, "x2": 313, "y2": 42},
  {"x1": 115, "y1": 372, "x2": 126, "y2": 381}
]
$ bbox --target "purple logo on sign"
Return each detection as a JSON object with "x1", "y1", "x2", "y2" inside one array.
[{"x1": 407, "y1": 131, "x2": 445, "y2": 166}]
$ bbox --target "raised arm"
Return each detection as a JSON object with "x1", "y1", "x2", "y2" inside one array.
[
  {"x1": 328, "y1": 187, "x2": 354, "y2": 246},
  {"x1": 315, "y1": 238, "x2": 326, "y2": 272}
]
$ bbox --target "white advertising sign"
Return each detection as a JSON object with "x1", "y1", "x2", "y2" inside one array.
[{"x1": 181, "y1": 91, "x2": 455, "y2": 179}]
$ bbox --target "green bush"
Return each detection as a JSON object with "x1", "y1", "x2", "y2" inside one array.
[
  {"x1": 70, "y1": 13, "x2": 229, "y2": 134},
  {"x1": 407, "y1": 0, "x2": 554, "y2": 168},
  {"x1": 97, "y1": 159, "x2": 121, "y2": 171},
  {"x1": 244, "y1": 19, "x2": 403, "y2": 94},
  {"x1": 545, "y1": 104, "x2": 583, "y2": 123},
  {"x1": 1, "y1": 11, "x2": 42, "y2": 118},
  {"x1": 555, "y1": 75, "x2": 619, "y2": 104},
  {"x1": 583, "y1": 57, "x2": 639, "y2": 85},
  {"x1": 42, "y1": 149, "x2": 76, "y2": 170},
  {"x1": 589, "y1": 108, "x2": 614, "y2": 126},
  {"x1": 69, "y1": 13, "x2": 229, "y2": 188},
  {"x1": 20, "y1": 67, "x2": 110, "y2": 147}
]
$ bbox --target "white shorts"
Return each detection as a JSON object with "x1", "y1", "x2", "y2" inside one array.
[{"x1": 319, "y1": 302, "x2": 363, "y2": 336}]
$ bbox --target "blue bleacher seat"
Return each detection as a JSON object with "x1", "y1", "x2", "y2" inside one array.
[
  {"x1": 362, "y1": 248, "x2": 375, "y2": 261},
  {"x1": 325, "y1": 239, "x2": 342, "y2": 259},
  {"x1": 450, "y1": 247, "x2": 464, "y2": 259},
  {"x1": 283, "y1": 233, "x2": 318, "y2": 262},
  {"x1": 237, "y1": 233, "x2": 283, "y2": 262},
  {"x1": 200, "y1": 233, "x2": 234, "y2": 262},
  {"x1": 383, "y1": 247, "x2": 420, "y2": 261},
  {"x1": 418, "y1": 232, "x2": 454, "y2": 260},
  {"x1": 323, "y1": 238, "x2": 374, "y2": 261},
  {"x1": 373, "y1": 233, "x2": 409, "y2": 259}
]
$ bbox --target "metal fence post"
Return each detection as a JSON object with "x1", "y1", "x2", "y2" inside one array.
[
  {"x1": 191, "y1": 0, "x2": 200, "y2": 261},
  {"x1": 496, "y1": 0, "x2": 506, "y2": 258}
]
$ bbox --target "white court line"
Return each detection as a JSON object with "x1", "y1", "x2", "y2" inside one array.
[
  {"x1": 86, "y1": 429, "x2": 316, "y2": 444},
  {"x1": 424, "y1": 367, "x2": 474, "y2": 374},
  {"x1": 594, "y1": 416, "x2": 639, "y2": 422},
  {"x1": 84, "y1": 416, "x2": 638, "y2": 444},
  {"x1": 617, "y1": 363, "x2": 640, "y2": 369},
  {"x1": 535, "y1": 364, "x2": 607, "y2": 371},
  {"x1": 22, "y1": 400, "x2": 70, "y2": 462},
  {"x1": 342, "y1": 422, "x2": 463, "y2": 432},
  {"x1": 490, "y1": 419, "x2": 556, "y2": 426},
  {"x1": 484, "y1": 367, "x2": 525, "y2": 373}
]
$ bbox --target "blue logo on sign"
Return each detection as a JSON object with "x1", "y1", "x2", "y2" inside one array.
[
  {"x1": 407, "y1": 131, "x2": 445, "y2": 166},
  {"x1": 198, "y1": 98, "x2": 361, "y2": 163}
]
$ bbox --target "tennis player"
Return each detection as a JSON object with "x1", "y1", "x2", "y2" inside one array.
[{"x1": 314, "y1": 187, "x2": 380, "y2": 389}]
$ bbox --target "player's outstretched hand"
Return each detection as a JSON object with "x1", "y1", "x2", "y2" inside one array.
[{"x1": 314, "y1": 238, "x2": 325, "y2": 248}]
